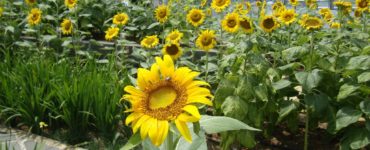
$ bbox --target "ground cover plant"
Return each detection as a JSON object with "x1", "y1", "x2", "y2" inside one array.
[{"x1": 0, "y1": 0, "x2": 369, "y2": 149}]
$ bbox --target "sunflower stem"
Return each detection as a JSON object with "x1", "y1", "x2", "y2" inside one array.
[
  {"x1": 167, "y1": 131, "x2": 174, "y2": 150},
  {"x1": 205, "y1": 52, "x2": 209, "y2": 82},
  {"x1": 309, "y1": 32, "x2": 314, "y2": 70},
  {"x1": 304, "y1": 107, "x2": 310, "y2": 150}
]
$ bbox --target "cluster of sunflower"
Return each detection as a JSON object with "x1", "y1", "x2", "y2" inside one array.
[{"x1": 104, "y1": 12, "x2": 130, "y2": 41}]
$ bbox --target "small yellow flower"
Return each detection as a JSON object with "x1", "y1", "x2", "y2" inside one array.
[
  {"x1": 221, "y1": 12, "x2": 240, "y2": 33},
  {"x1": 260, "y1": 15, "x2": 279, "y2": 32},
  {"x1": 354, "y1": 8, "x2": 363, "y2": 17},
  {"x1": 211, "y1": 0, "x2": 231, "y2": 13},
  {"x1": 162, "y1": 43, "x2": 183, "y2": 60},
  {"x1": 186, "y1": 8, "x2": 205, "y2": 27},
  {"x1": 201, "y1": 0, "x2": 207, "y2": 7},
  {"x1": 280, "y1": 9, "x2": 297, "y2": 25},
  {"x1": 245, "y1": 2, "x2": 252, "y2": 13},
  {"x1": 272, "y1": 1, "x2": 284, "y2": 11},
  {"x1": 356, "y1": 0, "x2": 369, "y2": 12},
  {"x1": 323, "y1": 13, "x2": 334, "y2": 22},
  {"x1": 105, "y1": 27, "x2": 119, "y2": 41},
  {"x1": 330, "y1": 22, "x2": 341, "y2": 29},
  {"x1": 65, "y1": 0, "x2": 77, "y2": 9},
  {"x1": 300, "y1": 16, "x2": 323, "y2": 30},
  {"x1": 28, "y1": 8, "x2": 42, "y2": 26},
  {"x1": 289, "y1": 0, "x2": 299, "y2": 6},
  {"x1": 306, "y1": 0, "x2": 318, "y2": 9},
  {"x1": 25, "y1": 0, "x2": 37, "y2": 5},
  {"x1": 334, "y1": 1, "x2": 352, "y2": 14},
  {"x1": 122, "y1": 55, "x2": 213, "y2": 146},
  {"x1": 155, "y1": 5, "x2": 170, "y2": 24},
  {"x1": 39, "y1": 122, "x2": 48, "y2": 129},
  {"x1": 196, "y1": 30, "x2": 217, "y2": 52},
  {"x1": 239, "y1": 17, "x2": 253, "y2": 34},
  {"x1": 0, "y1": 7, "x2": 3, "y2": 17},
  {"x1": 61, "y1": 19, "x2": 73, "y2": 35},
  {"x1": 256, "y1": 1, "x2": 262, "y2": 7},
  {"x1": 166, "y1": 30, "x2": 183, "y2": 43},
  {"x1": 113, "y1": 13, "x2": 129, "y2": 26},
  {"x1": 141, "y1": 35, "x2": 159, "y2": 49},
  {"x1": 319, "y1": 8, "x2": 332, "y2": 17}
]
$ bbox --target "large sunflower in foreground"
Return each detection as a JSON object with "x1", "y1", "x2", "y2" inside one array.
[
  {"x1": 279, "y1": 9, "x2": 297, "y2": 25},
  {"x1": 113, "y1": 13, "x2": 129, "y2": 26},
  {"x1": 260, "y1": 15, "x2": 279, "y2": 33},
  {"x1": 61, "y1": 19, "x2": 73, "y2": 35},
  {"x1": 141, "y1": 35, "x2": 159, "y2": 49},
  {"x1": 28, "y1": 8, "x2": 42, "y2": 26},
  {"x1": 65, "y1": 0, "x2": 77, "y2": 9},
  {"x1": 221, "y1": 12, "x2": 240, "y2": 33},
  {"x1": 155, "y1": 5, "x2": 170, "y2": 24},
  {"x1": 25, "y1": 0, "x2": 37, "y2": 5},
  {"x1": 122, "y1": 55, "x2": 213, "y2": 146},
  {"x1": 166, "y1": 30, "x2": 183, "y2": 43},
  {"x1": 186, "y1": 8, "x2": 205, "y2": 27},
  {"x1": 211, "y1": 0, "x2": 231, "y2": 13},
  {"x1": 196, "y1": 30, "x2": 217, "y2": 51},
  {"x1": 239, "y1": 17, "x2": 253, "y2": 34},
  {"x1": 162, "y1": 43, "x2": 183, "y2": 60},
  {"x1": 300, "y1": 16, "x2": 322, "y2": 30},
  {"x1": 105, "y1": 27, "x2": 119, "y2": 41},
  {"x1": 356, "y1": 0, "x2": 369, "y2": 11}
]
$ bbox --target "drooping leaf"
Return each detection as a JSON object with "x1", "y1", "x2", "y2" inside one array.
[
  {"x1": 346, "y1": 55, "x2": 370, "y2": 70},
  {"x1": 337, "y1": 84, "x2": 359, "y2": 101},
  {"x1": 295, "y1": 69, "x2": 322, "y2": 92},
  {"x1": 335, "y1": 107, "x2": 362, "y2": 131},
  {"x1": 282, "y1": 46, "x2": 309, "y2": 61},
  {"x1": 120, "y1": 133, "x2": 142, "y2": 150},
  {"x1": 358, "y1": 72, "x2": 370, "y2": 83},
  {"x1": 199, "y1": 115, "x2": 260, "y2": 134},
  {"x1": 272, "y1": 79, "x2": 291, "y2": 91},
  {"x1": 277, "y1": 100, "x2": 297, "y2": 123}
]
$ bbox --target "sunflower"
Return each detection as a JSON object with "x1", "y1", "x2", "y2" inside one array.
[
  {"x1": 239, "y1": 17, "x2": 253, "y2": 33},
  {"x1": 330, "y1": 22, "x2": 341, "y2": 29},
  {"x1": 113, "y1": 13, "x2": 129, "y2": 26},
  {"x1": 105, "y1": 27, "x2": 119, "y2": 41},
  {"x1": 323, "y1": 13, "x2": 334, "y2": 22},
  {"x1": 289, "y1": 0, "x2": 299, "y2": 6},
  {"x1": 155, "y1": 5, "x2": 170, "y2": 24},
  {"x1": 141, "y1": 35, "x2": 160, "y2": 49},
  {"x1": 211, "y1": 0, "x2": 231, "y2": 13},
  {"x1": 196, "y1": 30, "x2": 217, "y2": 51},
  {"x1": 256, "y1": 1, "x2": 262, "y2": 7},
  {"x1": 272, "y1": 1, "x2": 284, "y2": 11},
  {"x1": 162, "y1": 43, "x2": 183, "y2": 60},
  {"x1": 319, "y1": 8, "x2": 332, "y2": 17},
  {"x1": 28, "y1": 8, "x2": 42, "y2": 26},
  {"x1": 260, "y1": 15, "x2": 279, "y2": 32},
  {"x1": 166, "y1": 30, "x2": 183, "y2": 43},
  {"x1": 300, "y1": 16, "x2": 323, "y2": 30},
  {"x1": 25, "y1": 0, "x2": 36, "y2": 5},
  {"x1": 201, "y1": 0, "x2": 207, "y2": 7},
  {"x1": 334, "y1": 1, "x2": 352, "y2": 14},
  {"x1": 122, "y1": 55, "x2": 213, "y2": 146},
  {"x1": 354, "y1": 8, "x2": 363, "y2": 17},
  {"x1": 65, "y1": 0, "x2": 77, "y2": 9},
  {"x1": 306, "y1": 0, "x2": 317, "y2": 9},
  {"x1": 61, "y1": 19, "x2": 73, "y2": 35},
  {"x1": 245, "y1": 2, "x2": 252, "y2": 12},
  {"x1": 280, "y1": 9, "x2": 296, "y2": 25},
  {"x1": 221, "y1": 12, "x2": 240, "y2": 33},
  {"x1": 273, "y1": 6, "x2": 286, "y2": 18},
  {"x1": 356, "y1": 0, "x2": 369, "y2": 11},
  {"x1": 186, "y1": 8, "x2": 205, "y2": 27}
]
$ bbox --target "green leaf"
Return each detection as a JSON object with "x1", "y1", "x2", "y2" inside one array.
[
  {"x1": 282, "y1": 46, "x2": 308, "y2": 61},
  {"x1": 272, "y1": 79, "x2": 291, "y2": 91},
  {"x1": 175, "y1": 129, "x2": 207, "y2": 150},
  {"x1": 120, "y1": 133, "x2": 142, "y2": 150},
  {"x1": 147, "y1": 22, "x2": 160, "y2": 29},
  {"x1": 42, "y1": 35, "x2": 57, "y2": 42},
  {"x1": 304, "y1": 93, "x2": 330, "y2": 116},
  {"x1": 346, "y1": 55, "x2": 370, "y2": 70},
  {"x1": 337, "y1": 84, "x2": 359, "y2": 101},
  {"x1": 359, "y1": 100, "x2": 370, "y2": 116},
  {"x1": 295, "y1": 69, "x2": 322, "y2": 92},
  {"x1": 237, "y1": 131, "x2": 256, "y2": 148},
  {"x1": 254, "y1": 85, "x2": 268, "y2": 102},
  {"x1": 214, "y1": 75, "x2": 239, "y2": 109},
  {"x1": 221, "y1": 96, "x2": 248, "y2": 120},
  {"x1": 335, "y1": 107, "x2": 362, "y2": 131},
  {"x1": 277, "y1": 100, "x2": 297, "y2": 123},
  {"x1": 5, "y1": 26, "x2": 15, "y2": 33},
  {"x1": 350, "y1": 129, "x2": 370, "y2": 149},
  {"x1": 358, "y1": 72, "x2": 370, "y2": 83},
  {"x1": 199, "y1": 115, "x2": 260, "y2": 134}
]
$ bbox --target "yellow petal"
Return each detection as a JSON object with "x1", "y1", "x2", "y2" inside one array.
[
  {"x1": 125, "y1": 113, "x2": 143, "y2": 125},
  {"x1": 124, "y1": 86, "x2": 144, "y2": 96},
  {"x1": 137, "y1": 68, "x2": 151, "y2": 90},
  {"x1": 180, "y1": 72, "x2": 200, "y2": 86},
  {"x1": 177, "y1": 113, "x2": 199, "y2": 122},
  {"x1": 182, "y1": 105, "x2": 201, "y2": 119},
  {"x1": 187, "y1": 96, "x2": 213, "y2": 106},
  {"x1": 187, "y1": 88, "x2": 212, "y2": 97},
  {"x1": 173, "y1": 67, "x2": 191, "y2": 82},
  {"x1": 175, "y1": 119, "x2": 192, "y2": 142},
  {"x1": 140, "y1": 121, "x2": 151, "y2": 139},
  {"x1": 133, "y1": 115, "x2": 150, "y2": 133},
  {"x1": 186, "y1": 81, "x2": 210, "y2": 90},
  {"x1": 148, "y1": 118, "x2": 159, "y2": 146},
  {"x1": 155, "y1": 120, "x2": 169, "y2": 146},
  {"x1": 155, "y1": 55, "x2": 174, "y2": 78},
  {"x1": 149, "y1": 63, "x2": 160, "y2": 83}
]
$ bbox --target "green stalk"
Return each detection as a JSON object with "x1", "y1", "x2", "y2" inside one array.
[
  {"x1": 304, "y1": 108, "x2": 309, "y2": 150},
  {"x1": 205, "y1": 52, "x2": 209, "y2": 82},
  {"x1": 167, "y1": 131, "x2": 174, "y2": 150},
  {"x1": 309, "y1": 32, "x2": 314, "y2": 70}
]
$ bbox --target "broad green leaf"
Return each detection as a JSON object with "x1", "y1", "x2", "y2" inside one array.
[
  {"x1": 237, "y1": 131, "x2": 256, "y2": 148},
  {"x1": 199, "y1": 115, "x2": 260, "y2": 134},
  {"x1": 335, "y1": 107, "x2": 362, "y2": 131},
  {"x1": 147, "y1": 22, "x2": 160, "y2": 29},
  {"x1": 282, "y1": 46, "x2": 308, "y2": 61},
  {"x1": 359, "y1": 100, "x2": 370, "y2": 116},
  {"x1": 337, "y1": 84, "x2": 359, "y2": 101},
  {"x1": 214, "y1": 75, "x2": 239, "y2": 109},
  {"x1": 272, "y1": 79, "x2": 291, "y2": 91},
  {"x1": 254, "y1": 85, "x2": 268, "y2": 102},
  {"x1": 175, "y1": 129, "x2": 207, "y2": 150},
  {"x1": 42, "y1": 35, "x2": 57, "y2": 42},
  {"x1": 350, "y1": 129, "x2": 370, "y2": 149},
  {"x1": 304, "y1": 93, "x2": 330, "y2": 116},
  {"x1": 5, "y1": 26, "x2": 15, "y2": 33},
  {"x1": 346, "y1": 55, "x2": 370, "y2": 70},
  {"x1": 295, "y1": 69, "x2": 322, "y2": 92},
  {"x1": 120, "y1": 133, "x2": 141, "y2": 150},
  {"x1": 221, "y1": 96, "x2": 248, "y2": 120},
  {"x1": 358, "y1": 72, "x2": 370, "y2": 83},
  {"x1": 277, "y1": 100, "x2": 297, "y2": 123}
]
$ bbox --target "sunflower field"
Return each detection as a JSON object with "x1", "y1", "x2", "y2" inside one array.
[{"x1": 0, "y1": 0, "x2": 369, "y2": 149}]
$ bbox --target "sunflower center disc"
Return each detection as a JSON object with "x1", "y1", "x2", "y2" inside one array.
[
  {"x1": 166, "y1": 45, "x2": 179, "y2": 55},
  {"x1": 263, "y1": 18, "x2": 274, "y2": 29},
  {"x1": 149, "y1": 86, "x2": 177, "y2": 109},
  {"x1": 240, "y1": 20, "x2": 251, "y2": 30}
]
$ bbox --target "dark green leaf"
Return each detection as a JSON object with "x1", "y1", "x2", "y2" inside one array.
[
  {"x1": 295, "y1": 69, "x2": 322, "y2": 92},
  {"x1": 221, "y1": 96, "x2": 248, "y2": 120},
  {"x1": 336, "y1": 107, "x2": 362, "y2": 131},
  {"x1": 272, "y1": 79, "x2": 291, "y2": 91},
  {"x1": 346, "y1": 55, "x2": 370, "y2": 70},
  {"x1": 358, "y1": 72, "x2": 370, "y2": 83},
  {"x1": 337, "y1": 84, "x2": 359, "y2": 101},
  {"x1": 120, "y1": 133, "x2": 141, "y2": 150}
]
